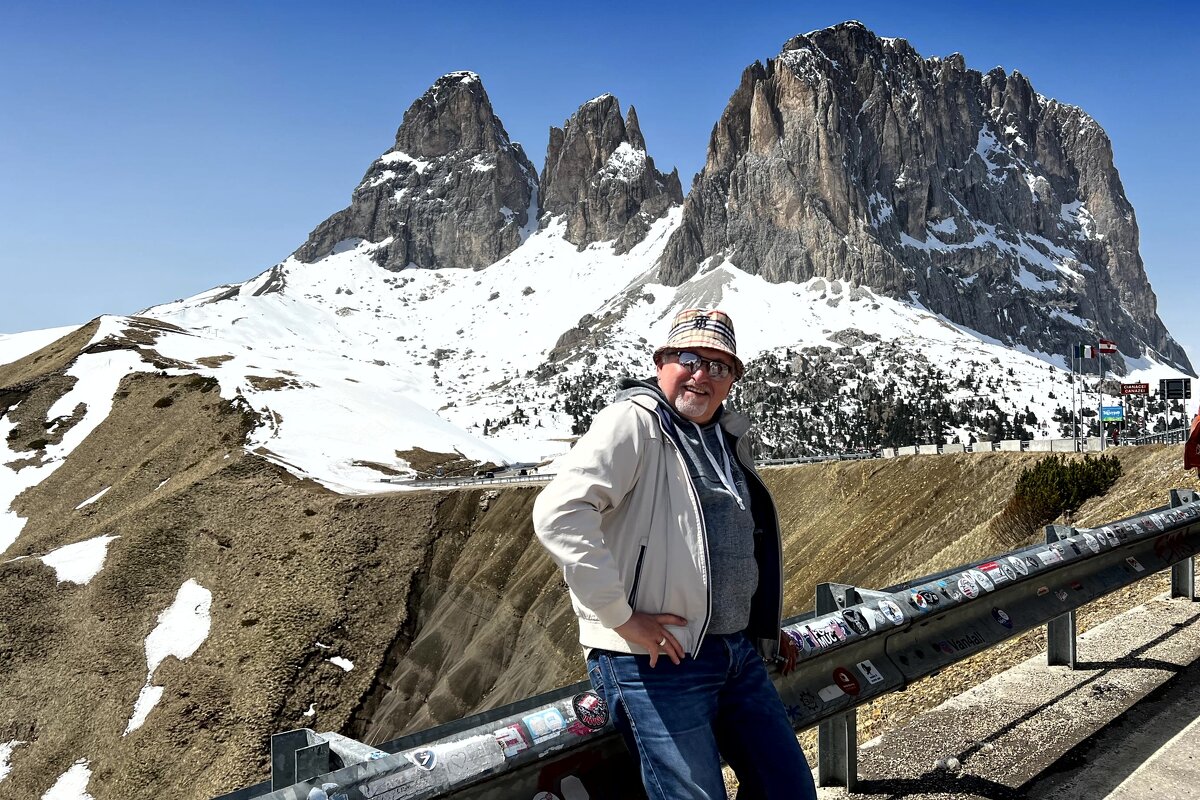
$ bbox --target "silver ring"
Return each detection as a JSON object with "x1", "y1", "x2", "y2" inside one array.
[{"x1": 657, "y1": 637, "x2": 667, "y2": 647}]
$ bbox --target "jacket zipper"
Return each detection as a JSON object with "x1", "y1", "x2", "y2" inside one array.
[
  {"x1": 653, "y1": 413, "x2": 713, "y2": 654},
  {"x1": 627, "y1": 544, "x2": 647, "y2": 607}
]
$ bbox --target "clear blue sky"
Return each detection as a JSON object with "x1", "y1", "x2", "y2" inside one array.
[{"x1": 1, "y1": 1, "x2": 1196, "y2": 371}]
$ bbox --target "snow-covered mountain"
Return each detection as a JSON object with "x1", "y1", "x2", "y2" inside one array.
[
  {"x1": 2, "y1": 22, "x2": 1194, "y2": 507},
  {"x1": 2, "y1": 22, "x2": 1199, "y2": 797}
]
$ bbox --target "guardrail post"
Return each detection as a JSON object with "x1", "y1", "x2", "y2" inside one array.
[
  {"x1": 1171, "y1": 490, "x2": 1198, "y2": 600},
  {"x1": 816, "y1": 583, "x2": 858, "y2": 789},
  {"x1": 1045, "y1": 524, "x2": 1077, "y2": 668},
  {"x1": 271, "y1": 729, "x2": 325, "y2": 790}
]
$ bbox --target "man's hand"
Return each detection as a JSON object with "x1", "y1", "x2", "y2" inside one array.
[
  {"x1": 777, "y1": 630, "x2": 800, "y2": 675},
  {"x1": 614, "y1": 611, "x2": 687, "y2": 667}
]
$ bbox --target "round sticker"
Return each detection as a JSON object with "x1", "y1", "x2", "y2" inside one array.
[
  {"x1": 532, "y1": 793, "x2": 562, "y2": 800},
  {"x1": 877, "y1": 599, "x2": 906, "y2": 626},
  {"x1": 832, "y1": 667, "x2": 861, "y2": 696},
  {"x1": 911, "y1": 591, "x2": 928, "y2": 610},
  {"x1": 991, "y1": 608, "x2": 1013, "y2": 629},
  {"x1": 572, "y1": 691, "x2": 609, "y2": 730},
  {"x1": 1082, "y1": 533, "x2": 1101, "y2": 553},
  {"x1": 1000, "y1": 564, "x2": 1018, "y2": 581},
  {"x1": 785, "y1": 628, "x2": 811, "y2": 654},
  {"x1": 841, "y1": 609, "x2": 871, "y2": 635},
  {"x1": 958, "y1": 575, "x2": 979, "y2": 599},
  {"x1": 969, "y1": 569, "x2": 994, "y2": 592},
  {"x1": 1008, "y1": 556, "x2": 1029, "y2": 576}
]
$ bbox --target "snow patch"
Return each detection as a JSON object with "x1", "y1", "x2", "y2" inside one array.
[
  {"x1": 40, "y1": 534, "x2": 119, "y2": 584},
  {"x1": 0, "y1": 740, "x2": 23, "y2": 783},
  {"x1": 123, "y1": 579, "x2": 212, "y2": 734},
  {"x1": 0, "y1": 325, "x2": 80, "y2": 368},
  {"x1": 328, "y1": 656, "x2": 354, "y2": 672},
  {"x1": 40, "y1": 759, "x2": 94, "y2": 800},
  {"x1": 1, "y1": 331, "x2": 146, "y2": 556},
  {"x1": 378, "y1": 150, "x2": 431, "y2": 173},
  {"x1": 74, "y1": 486, "x2": 110, "y2": 509}
]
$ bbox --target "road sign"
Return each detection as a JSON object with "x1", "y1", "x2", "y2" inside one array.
[
  {"x1": 1122, "y1": 383, "x2": 1149, "y2": 396},
  {"x1": 1160, "y1": 379, "x2": 1193, "y2": 400},
  {"x1": 1101, "y1": 406, "x2": 1124, "y2": 422}
]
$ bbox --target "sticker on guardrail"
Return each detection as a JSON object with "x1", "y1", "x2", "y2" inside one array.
[
  {"x1": 856, "y1": 660, "x2": 884, "y2": 685},
  {"x1": 494, "y1": 724, "x2": 532, "y2": 758},
  {"x1": 832, "y1": 668, "x2": 861, "y2": 696},
  {"x1": 877, "y1": 599, "x2": 905, "y2": 625},
  {"x1": 969, "y1": 569, "x2": 995, "y2": 591},
  {"x1": 522, "y1": 709, "x2": 567, "y2": 744}
]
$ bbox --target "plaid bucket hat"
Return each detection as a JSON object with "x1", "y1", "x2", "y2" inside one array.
[{"x1": 653, "y1": 308, "x2": 744, "y2": 379}]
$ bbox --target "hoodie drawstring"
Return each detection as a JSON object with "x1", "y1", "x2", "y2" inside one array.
[{"x1": 690, "y1": 420, "x2": 745, "y2": 510}]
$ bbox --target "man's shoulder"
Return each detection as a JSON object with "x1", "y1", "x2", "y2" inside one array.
[{"x1": 593, "y1": 395, "x2": 660, "y2": 431}]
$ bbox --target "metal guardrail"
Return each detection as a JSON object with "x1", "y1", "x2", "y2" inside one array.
[
  {"x1": 223, "y1": 489, "x2": 1200, "y2": 800},
  {"x1": 1124, "y1": 427, "x2": 1189, "y2": 446},
  {"x1": 381, "y1": 473, "x2": 553, "y2": 489},
  {"x1": 377, "y1": 426, "x2": 1190, "y2": 489}
]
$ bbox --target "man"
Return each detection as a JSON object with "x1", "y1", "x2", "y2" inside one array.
[
  {"x1": 1186, "y1": 408, "x2": 1200, "y2": 478},
  {"x1": 533, "y1": 309, "x2": 816, "y2": 800}
]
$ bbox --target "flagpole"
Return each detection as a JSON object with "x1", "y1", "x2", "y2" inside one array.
[
  {"x1": 1075, "y1": 350, "x2": 1084, "y2": 450},
  {"x1": 1098, "y1": 342, "x2": 1105, "y2": 451}
]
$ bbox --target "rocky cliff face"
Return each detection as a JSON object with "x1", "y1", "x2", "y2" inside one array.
[
  {"x1": 657, "y1": 22, "x2": 1191, "y2": 372},
  {"x1": 294, "y1": 72, "x2": 537, "y2": 270},
  {"x1": 540, "y1": 94, "x2": 683, "y2": 253}
]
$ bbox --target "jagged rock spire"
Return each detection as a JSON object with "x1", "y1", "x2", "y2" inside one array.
[
  {"x1": 540, "y1": 94, "x2": 682, "y2": 254},
  {"x1": 656, "y1": 21, "x2": 1190, "y2": 373},
  {"x1": 294, "y1": 72, "x2": 537, "y2": 270}
]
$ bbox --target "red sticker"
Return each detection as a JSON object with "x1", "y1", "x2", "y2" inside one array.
[{"x1": 832, "y1": 667, "x2": 861, "y2": 696}]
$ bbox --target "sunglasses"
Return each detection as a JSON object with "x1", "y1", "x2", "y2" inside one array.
[{"x1": 661, "y1": 351, "x2": 735, "y2": 381}]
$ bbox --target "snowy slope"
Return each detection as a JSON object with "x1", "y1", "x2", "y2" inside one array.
[{"x1": 2, "y1": 211, "x2": 1194, "y2": 505}]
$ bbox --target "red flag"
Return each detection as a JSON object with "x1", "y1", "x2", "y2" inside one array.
[
  {"x1": 1098, "y1": 338, "x2": 1117, "y2": 354},
  {"x1": 1187, "y1": 411, "x2": 1200, "y2": 474}
]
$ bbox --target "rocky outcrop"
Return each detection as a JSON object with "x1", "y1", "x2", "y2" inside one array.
[
  {"x1": 294, "y1": 72, "x2": 537, "y2": 270},
  {"x1": 657, "y1": 22, "x2": 1191, "y2": 373},
  {"x1": 540, "y1": 95, "x2": 683, "y2": 254}
]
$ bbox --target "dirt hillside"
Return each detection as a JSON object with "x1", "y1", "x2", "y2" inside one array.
[{"x1": 1, "y1": 335, "x2": 1197, "y2": 798}]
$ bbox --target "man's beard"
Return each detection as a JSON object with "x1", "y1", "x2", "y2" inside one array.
[{"x1": 672, "y1": 384, "x2": 712, "y2": 421}]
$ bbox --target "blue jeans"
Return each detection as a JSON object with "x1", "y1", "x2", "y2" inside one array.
[{"x1": 587, "y1": 631, "x2": 817, "y2": 800}]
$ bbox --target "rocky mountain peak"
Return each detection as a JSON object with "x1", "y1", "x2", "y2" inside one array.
[
  {"x1": 293, "y1": 71, "x2": 537, "y2": 270},
  {"x1": 540, "y1": 94, "x2": 683, "y2": 254},
  {"x1": 394, "y1": 71, "x2": 509, "y2": 158},
  {"x1": 657, "y1": 21, "x2": 1191, "y2": 373}
]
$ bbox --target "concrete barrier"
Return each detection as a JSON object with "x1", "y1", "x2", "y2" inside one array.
[
  {"x1": 1051, "y1": 439, "x2": 1078, "y2": 452},
  {"x1": 999, "y1": 440, "x2": 1023, "y2": 452},
  {"x1": 895, "y1": 446, "x2": 918, "y2": 456},
  {"x1": 881, "y1": 448, "x2": 896, "y2": 459},
  {"x1": 1027, "y1": 440, "x2": 1053, "y2": 452},
  {"x1": 1087, "y1": 437, "x2": 1102, "y2": 451},
  {"x1": 917, "y1": 444, "x2": 941, "y2": 455},
  {"x1": 942, "y1": 443, "x2": 965, "y2": 454}
]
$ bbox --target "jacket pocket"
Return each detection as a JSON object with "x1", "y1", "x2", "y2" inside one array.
[{"x1": 626, "y1": 540, "x2": 649, "y2": 607}]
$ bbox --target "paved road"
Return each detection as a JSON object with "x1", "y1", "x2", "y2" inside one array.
[
  {"x1": 1024, "y1": 656, "x2": 1200, "y2": 799},
  {"x1": 813, "y1": 594, "x2": 1200, "y2": 800}
]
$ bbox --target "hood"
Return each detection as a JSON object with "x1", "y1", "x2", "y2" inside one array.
[{"x1": 613, "y1": 376, "x2": 728, "y2": 429}]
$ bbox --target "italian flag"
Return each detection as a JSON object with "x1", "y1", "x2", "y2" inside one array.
[{"x1": 1073, "y1": 344, "x2": 1096, "y2": 359}]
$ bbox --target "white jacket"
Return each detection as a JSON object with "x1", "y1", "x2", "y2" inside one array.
[{"x1": 532, "y1": 391, "x2": 783, "y2": 658}]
